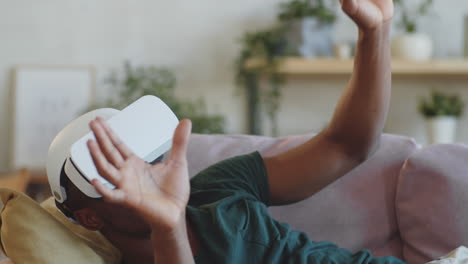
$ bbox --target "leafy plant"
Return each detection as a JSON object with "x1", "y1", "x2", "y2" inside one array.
[
  {"x1": 419, "y1": 91, "x2": 465, "y2": 118},
  {"x1": 235, "y1": 25, "x2": 289, "y2": 136},
  {"x1": 236, "y1": 0, "x2": 337, "y2": 135},
  {"x1": 394, "y1": 0, "x2": 433, "y2": 33},
  {"x1": 93, "y1": 62, "x2": 225, "y2": 134},
  {"x1": 278, "y1": 0, "x2": 336, "y2": 24}
]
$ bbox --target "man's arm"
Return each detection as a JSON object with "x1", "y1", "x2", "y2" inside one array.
[
  {"x1": 151, "y1": 218, "x2": 193, "y2": 264},
  {"x1": 265, "y1": 0, "x2": 394, "y2": 205}
]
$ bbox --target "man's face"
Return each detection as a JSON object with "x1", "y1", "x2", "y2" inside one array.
[
  {"x1": 94, "y1": 202, "x2": 152, "y2": 238},
  {"x1": 94, "y1": 157, "x2": 166, "y2": 238}
]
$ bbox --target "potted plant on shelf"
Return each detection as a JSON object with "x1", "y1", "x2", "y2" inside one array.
[
  {"x1": 236, "y1": 26, "x2": 288, "y2": 136},
  {"x1": 393, "y1": 0, "x2": 434, "y2": 61},
  {"x1": 419, "y1": 91, "x2": 465, "y2": 144},
  {"x1": 278, "y1": 0, "x2": 337, "y2": 58}
]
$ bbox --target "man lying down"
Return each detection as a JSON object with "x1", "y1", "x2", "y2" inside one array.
[{"x1": 4, "y1": 0, "x2": 417, "y2": 263}]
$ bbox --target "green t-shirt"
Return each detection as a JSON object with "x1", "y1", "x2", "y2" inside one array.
[{"x1": 188, "y1": 152, "x2": 406, "y2": 264}]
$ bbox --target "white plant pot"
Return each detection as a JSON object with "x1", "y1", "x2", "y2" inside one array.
[
  {"x1": 426, "y1": 116, "x2": 458, "y2": 145},
  {"x1": 392, "y1": 33, "x2": 433, "y2": 61}
]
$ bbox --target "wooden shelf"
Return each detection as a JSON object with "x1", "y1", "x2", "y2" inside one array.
[{"x1": 245, "y1": 57, "x2": 468, "y2": 77}]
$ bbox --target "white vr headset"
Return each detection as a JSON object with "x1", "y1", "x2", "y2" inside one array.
[{"x1": 47, "y1": 95, "x2": 179, "y2": 203}]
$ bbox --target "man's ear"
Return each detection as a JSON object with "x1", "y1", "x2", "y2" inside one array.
[{"x1": 73, "y1": 208, "x2": 104, "y2": 231}]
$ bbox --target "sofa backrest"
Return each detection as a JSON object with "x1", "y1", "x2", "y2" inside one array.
[
  {"x1": 396, "y1": 143, "x2": 468, "y2": 264},
  {"x1": 186, "y1": 133, "x2": 419, "y2": 258}
]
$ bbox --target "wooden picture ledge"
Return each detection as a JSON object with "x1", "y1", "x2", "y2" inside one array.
[{"x1": 245, "y1": 57, "x2": 468, "y2": 78}]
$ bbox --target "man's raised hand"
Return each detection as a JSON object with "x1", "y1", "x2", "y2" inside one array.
[
  {"x1": 340, "y1": 0, "x2": 394, "y2": 30},
  {"x1": 87, "y1": 117, "x2": 192, "y2": 232}
]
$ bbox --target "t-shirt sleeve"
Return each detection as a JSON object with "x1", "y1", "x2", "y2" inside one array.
[{"x1": 189, "y1": 152, "x2": 270, "y2": 205}]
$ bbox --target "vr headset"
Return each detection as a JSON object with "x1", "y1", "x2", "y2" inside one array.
[{"x1": 47, "y1": 95, "x2": 179, "y2": 204}]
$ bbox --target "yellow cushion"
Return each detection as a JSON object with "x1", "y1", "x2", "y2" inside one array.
[{"x1": 0, "y1": 189, "x2": 121, "y2": 264}]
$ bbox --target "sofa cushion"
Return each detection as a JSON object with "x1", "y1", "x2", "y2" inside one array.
[
  {"x1": 187, "y1": 133, "x2": 418, "y2": 258},
  {"x1": 396, "y1": 144, "x2": 468, "y2": 264}
]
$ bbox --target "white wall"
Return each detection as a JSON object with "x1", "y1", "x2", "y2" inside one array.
[
  {"x1": 0, "y1": 0, "x2": 285, "y2": 171},
  {"x1": 0, "y1": 0, "x2": 468, "y2": 171}
]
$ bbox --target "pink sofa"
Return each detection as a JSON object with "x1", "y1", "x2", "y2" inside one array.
[
  {"x1": 2, "y1": 133, "x2": 466, "y2": 264},
  {"x1": 187, "y1": 134, "x2": 468, "y2": 264}
]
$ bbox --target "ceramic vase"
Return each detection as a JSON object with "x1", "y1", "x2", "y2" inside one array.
[
  {"x1": 426, "y1": 116, "x2": 458, "y2": 144},
  {"x1": 392, "y1": 33, "x2": 433, "y2": 61}
]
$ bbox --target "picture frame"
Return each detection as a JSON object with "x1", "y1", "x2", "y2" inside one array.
[
  {"x1": 10, "y1": 65, "x2": 96, "y2": 170},
  {"x1": 465, "y1": 15, "x2": 468, "y2": 57}
]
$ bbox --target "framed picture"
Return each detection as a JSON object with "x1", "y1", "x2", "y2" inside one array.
[
  {"x1": 465, "y1": 15, "x2": 468, "y2": 57},
  {"x1": 11, "y1": 66, "x2": 95, "y2": 170}
]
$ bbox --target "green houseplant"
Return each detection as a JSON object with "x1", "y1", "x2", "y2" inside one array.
[
  {"x1": 278, "y1": 0, "x2": 337, "y2": 58},
  {"x1": 236, "y1": 26, "x2": 288, "y2": 136},
  {"x1": 235, "y1": 0, "x2": 338, "y2": 136},
  {"x1": 419, "y1": 91, "x2": 464, "y2": 118},
  {"x1": 278, "y1": 0, "x2": 336, "y2": 23},
  {"x1": 392, "y1": 0, "x2": 434, "y2": 61},
  {"x1": 394, "y1": 0, "x2": 433, "y2": 33},
  {"x1": 419, "y1": 91, "x2": 465, "y2": 144},
  {"x1": 92, "y1": 62, "x2": 225, "y2": 134}
]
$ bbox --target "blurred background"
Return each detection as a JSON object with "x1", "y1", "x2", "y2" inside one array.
[{"x1": 1, "y1": 0, "x2": 468, "y2": 197}]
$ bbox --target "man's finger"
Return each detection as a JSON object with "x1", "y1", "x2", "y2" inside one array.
[
  {"x1": 92, "y1": 179, "x2": 126, "y2": 203},
  {"x1": 341, "y1": 0, "x2": 358, "y2": 15},
  {"x1": 90, "y1": 119, "x2": 125, "y2": 168},
  {"x1": 168, "y1": 119, "x2": 192, "y2": 166},
  {"x1": 88, "y1": 140, "x2": 121, "y2": 185},
  {"x1": 96, "y1": 117, "x2": 135, "y2": 159}
]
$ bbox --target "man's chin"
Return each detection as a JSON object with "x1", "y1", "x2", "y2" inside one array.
[
  {"x1": 115, "y1": 227, "x2": 152, "y2": 240},
  {"x1": 125, "y1": 224, "x2": 152, "y2": 239},
  {"x1": 103, "y1": 220, "x2": 152, "y2": 239},
  {"x1": 131, "y1": 230, "x2": 152, "y2": 239}
]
